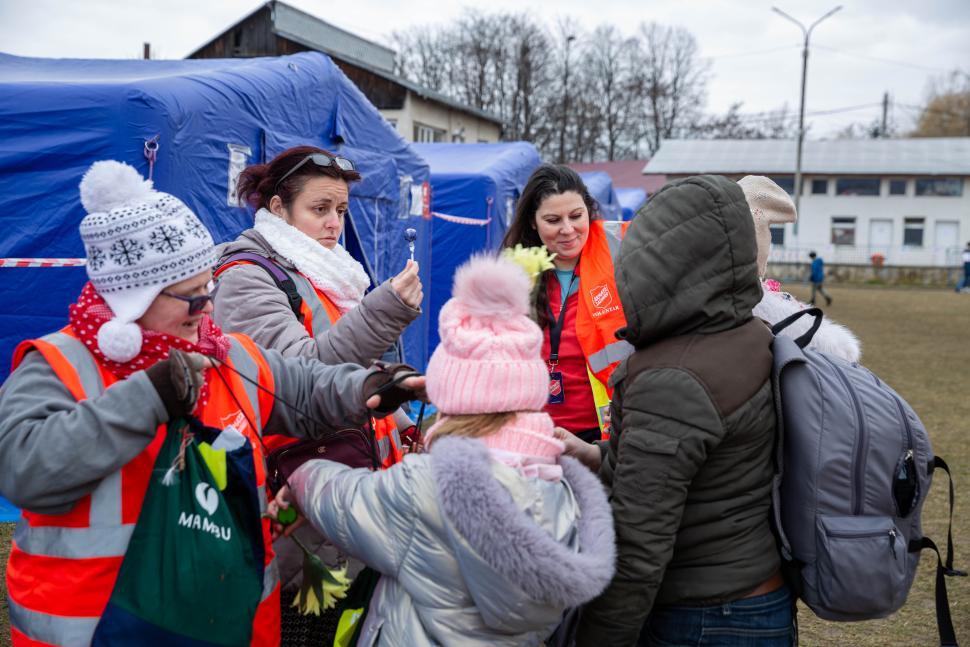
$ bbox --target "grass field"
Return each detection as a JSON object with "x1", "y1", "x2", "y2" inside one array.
[{"x1": 1, "y1": 284, "x2": 968, "y2": 646}]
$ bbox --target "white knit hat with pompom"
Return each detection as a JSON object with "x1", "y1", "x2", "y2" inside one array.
[{"x1": 78, "y1": 160, "x2": 216, "y2": 362}]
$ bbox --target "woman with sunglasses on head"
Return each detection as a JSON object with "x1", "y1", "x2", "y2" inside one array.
[
  {"x1": 212, "y1": 146, "x2": 423, "y2": 642},
  {"x1": 501, "y1": 164, "x2": 632, "y2": 444},
  {"x1": 0, "y1": 160, "x2": 426, "y2": 647}
]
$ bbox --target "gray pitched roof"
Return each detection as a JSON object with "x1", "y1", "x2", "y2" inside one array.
[
  {"x1": 188, "y1": 1, "x2": 503, "y2": 126},
  {"x1": 643, "y1": 138, "x2": 970, "y2": 176}
]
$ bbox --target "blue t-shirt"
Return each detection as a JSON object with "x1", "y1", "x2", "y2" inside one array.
[{"x1": 555, "y1": 269, "x2": 579, "y2": 306}]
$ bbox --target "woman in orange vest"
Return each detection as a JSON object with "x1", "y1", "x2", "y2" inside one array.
[
  {"x1": 211, "y1": 145, "x2": 421, "y2": 639},
  {"x1": 502, "y1": 164, "x2": 632, "y2": 442},
  {"x1": 0, "y1": 160, "x2": 425, "y2": 647}
]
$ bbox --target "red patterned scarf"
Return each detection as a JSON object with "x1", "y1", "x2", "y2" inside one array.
[{"x1": 68, "y1": 283, "x2": 231, "y2": 407}]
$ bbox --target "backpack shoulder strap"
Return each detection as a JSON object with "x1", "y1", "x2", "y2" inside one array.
[
  {"x1": 217, "y1": 252, "x2": 304, "y2": 324},
  {"x1": 909, "y1": 457, "x2": 966, "y2": 646},
  {"x1": 768, "y1": 334, "x2": 809, "y2": 562}
]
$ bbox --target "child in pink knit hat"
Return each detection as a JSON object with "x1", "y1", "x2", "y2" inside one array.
[
  {"x1": 280, "y1": 254, "x2": 616, "y2": 645},
  {"x1": 424, "y1": 254, "x2": 567, "y2": 478}
]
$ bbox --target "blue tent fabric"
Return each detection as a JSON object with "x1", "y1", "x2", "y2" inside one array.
[
  {"x1": 616, "y1": 187, "x2": 648, "y2": 220},
  {"x1": 579, "y1": 171, "x2": 622, "y2": 220},
  {"x1": 0, "y1": 51, "x2": 431, "y2": 379},
  {"x1": 0, "y1": 494, "x2": 20, "y2": 522},
  {"x1": 412, "y1": 143, "x2": 541, "y2": 358}
]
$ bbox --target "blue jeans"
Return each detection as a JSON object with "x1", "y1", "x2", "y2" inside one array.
[{"x1": 638, "y1": 585, "x2": 795, "y2": 647}]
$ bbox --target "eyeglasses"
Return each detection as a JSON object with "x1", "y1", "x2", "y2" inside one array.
[
  {"x1": 161, "y1": 284, "x2": 215, "y2": 315},
  {"x1": 275, "y1": 153, "x2": 356, "y2": 193}
]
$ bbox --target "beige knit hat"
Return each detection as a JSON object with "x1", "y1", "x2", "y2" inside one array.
[{"x1": 738, "y1": 175, "x2": 797, "y2": 277}]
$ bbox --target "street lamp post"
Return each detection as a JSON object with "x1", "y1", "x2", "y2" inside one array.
[
  {"x1": 559, "y1": 34, "x2": 576, "y2": 164},
  {"x1": 772, "y1": 5, "x2": 841, "y2": 240}
]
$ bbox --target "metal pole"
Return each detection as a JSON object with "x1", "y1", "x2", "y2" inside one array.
[
  {"x1": 772, "y1": 6, "x2": 841, "y2": 243},
  {"x1": 559, "y1": 35, "x2": 575, "y2": 164}
]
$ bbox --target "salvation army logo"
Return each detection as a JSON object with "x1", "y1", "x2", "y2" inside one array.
[
  {"x1": 549, "y1": 378, "x2": 562, "y2": 397},
  {"x1": 195, "y1": 482, "x2": 219, "y2": 516},
  {"x1": 591, "y1": 284, "x2": 612, "y2": 310}
]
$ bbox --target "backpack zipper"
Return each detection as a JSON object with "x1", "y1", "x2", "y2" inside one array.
[
  {"x1": 867, "y1": 370, "x2": 915, "y2": 458},
  {"x1": 822, "y1": 355, "x2": 868, "y2": 516},
  {"x1": 826, "y1": 527, "x2": 898, "y2": 560}
]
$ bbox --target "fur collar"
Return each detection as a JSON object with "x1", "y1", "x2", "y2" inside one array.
[
  {"x1": 754, "y1": 289, "x2": 861, "y2": 363},
  {"x1": 430, "y1": 436, "x2": 616, "y2": 608},
  {"x1": 253, "y1": 208, "x2": 370, "y2": 312}
]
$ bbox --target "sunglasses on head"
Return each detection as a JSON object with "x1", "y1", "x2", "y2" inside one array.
[
  {"x1": 162, "y1": 282, "x2": 215, "y2": 315},
  {"x1": 275, "y1": 153, "x2": 356, "y2": 194}
]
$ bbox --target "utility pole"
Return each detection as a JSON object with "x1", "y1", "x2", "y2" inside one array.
[
  {"x1": 558, "y1": 34, "x2": 576, "y2": 164},
  {"x1": 881, "y1": 91, "x2": 889, "y2": 137},
  {"x1": 772, "y1": 5, "x2": 842, "y2": 240},
  {"x1": 143, "y1": 42, "x2": 151, "y2": 60}
]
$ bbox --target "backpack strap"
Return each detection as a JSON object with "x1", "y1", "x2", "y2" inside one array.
[
  {"x1": 909, "y1": 457, "x2": 966, "y2": 647},
  {"x1": 770, "y1": 307, "x2": 824, "y2": 348},
  {"x1": 769, "y1": 334, "x2": 809, "y2": 563},
  {"x1": 217, "y1": 252, "x2": 304, "y2": 324}
]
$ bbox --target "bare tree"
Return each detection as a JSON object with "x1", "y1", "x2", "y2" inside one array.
[
  {"x1": 698, "y1": 102, "x2": 800, "y2": 140},
  {"x1": 629, "y1": 23, "x2": 710, "y2": 155},
  {"x1": 912, "y1": 70, "x2": 970, "y2": 137}
]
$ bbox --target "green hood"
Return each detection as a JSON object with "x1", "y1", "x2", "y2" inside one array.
[{"x1": 615, "y1": 175, "x2": 762, "y2": 348}]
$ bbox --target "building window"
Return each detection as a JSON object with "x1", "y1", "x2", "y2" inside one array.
[
  {"x1": 414, "y1": 123, "x2": 445, "y2": 143},
  {"x1": 903, "y1": 217, "x2": 925, "y2": 247},
  {"x1": 770, "y1": 225, "x2": 785, "y2": 246},
  {"x1": 831, "y1": 217, "x2": 856, "y2": 246},
  {"x1": 835, "y1": 178, "x2": 880, "y2": 196},
  {"x1": 811, "y1": 179, "x2": 828, "y2": 195},
  {"x1": 915, "y1": 178, "x2": 963, "y2": 197},
  {"x1": 385, "y1": 117, "x2": 398, "y2": 128},
  {"x1": 889, "y1": 179, "x2": 907, "y2": 195},
  {"x1": 769, "y1": 176, "x2": 795, "y2": 195}
]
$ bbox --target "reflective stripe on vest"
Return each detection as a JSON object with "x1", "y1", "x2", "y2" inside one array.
[
  {"x1": 575, "y1": 221, "x2": 634, "y2": 437},
  {"x1": 289, "y1": 269, "x2": 342, "y2": 338},
  {"x1": 7, "y1": 596, "x2": 98, "y2": 647},
  {"x1": 7, "y1": 329, "x2": 280, "y2": 646}
]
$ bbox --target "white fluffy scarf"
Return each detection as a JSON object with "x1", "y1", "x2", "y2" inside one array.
[{"x1": 254, "y1": 208, "x2": 370, "y2": 312}]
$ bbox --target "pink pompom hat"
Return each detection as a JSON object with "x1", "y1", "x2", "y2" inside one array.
[{"x1": 426, "y1": 254, "x2": 549, "y2": 415}]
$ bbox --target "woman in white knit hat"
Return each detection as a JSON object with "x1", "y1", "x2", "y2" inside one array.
[
  {"x1": 739, "y1": 175, "x2": 861, "y2": 362},
  {"x1": 0, "y1": 160, "x2": 425, "y2": 647}
]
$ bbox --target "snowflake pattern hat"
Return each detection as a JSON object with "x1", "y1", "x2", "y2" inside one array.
[{"x1": 78, "y1": 160, "x2": 216, "y2": 362}]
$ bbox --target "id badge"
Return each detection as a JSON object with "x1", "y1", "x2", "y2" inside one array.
[{"x1": 548, "y1": 371, "x2": 565, "y2": 405}]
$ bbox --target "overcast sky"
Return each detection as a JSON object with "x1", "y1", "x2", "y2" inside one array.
[{"x1": 1, "y1": 0, "x2": 967, "y2": 138}]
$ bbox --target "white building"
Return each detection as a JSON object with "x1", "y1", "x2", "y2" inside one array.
[{"x1": 643, "y1": 138, "x2": 970, "y2": 267}]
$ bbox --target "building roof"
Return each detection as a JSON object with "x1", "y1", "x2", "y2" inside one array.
[
  {"x1": 643, "y1": 138, "x2": 970, "y2": 176},
  {"x1": 568, "y1": 159, "x2": 666, "y2": 195},
  {"x1": 187, "y1": 1, "x2": 503, "y2": 126}
]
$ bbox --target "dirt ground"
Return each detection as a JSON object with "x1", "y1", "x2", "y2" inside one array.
[{"x1": 1, "y1": 284, "x2": 968, "y2": 645}]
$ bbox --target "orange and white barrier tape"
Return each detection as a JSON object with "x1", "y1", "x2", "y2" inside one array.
[{"x1": 0, "y1": 258, "x2": 86, "y2": 268}]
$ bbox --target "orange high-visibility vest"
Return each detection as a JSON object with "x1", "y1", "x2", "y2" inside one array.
[
  {"x1": 6, "y1": 328, "x2": 281, "y2": 647},
  {"x1": 217, "y1": 259, "x2": 404, "y2": 468},
  {"x1": 574, "y1": 220, "x2": 633, "y2": 439}
]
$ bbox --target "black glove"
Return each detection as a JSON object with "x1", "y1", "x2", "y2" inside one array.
[
  {"x1": 362, "y1": 361, "x2": 427, "y2": 416},
  {"x1": 145, "y1": 349, "x2": 208, "y2": 419}
]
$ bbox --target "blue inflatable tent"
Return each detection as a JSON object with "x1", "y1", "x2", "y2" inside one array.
[
  {"x1": 0, "y1": 51, "x2": 431, "y2": 380},
  {"x1": 411, "y1": 142, "x2": 541, "y2": 357},
  {"x1": 616, "y1": 187, "x2": 648, "y2": 220},
  {"x1": 579, "y1": 171, "x2": 622, "y2": 221}
]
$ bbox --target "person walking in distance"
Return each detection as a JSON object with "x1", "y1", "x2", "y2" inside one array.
[
  {"x1": 955, "y1": 242, "x2": 970, "y2": 293},
  {"x1": 808, "y1": 251, "x2": 832, "y2": 306}
]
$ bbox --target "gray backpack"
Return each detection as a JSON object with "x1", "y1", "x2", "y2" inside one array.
[{"x1": 770, "y1": 308, "x2": 965, "y2": 646}]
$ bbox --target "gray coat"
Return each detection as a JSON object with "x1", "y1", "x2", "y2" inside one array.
[
  {"x1": 289, "y1": 436, "x2": 617, "y2": 647},
  {"x1": 0, "y1": 338, "x2": 371, "y2": 514},
  {"x1": 577, "y1": 175, "x2": 779, "y2": 645},
  {"x1": 213, "y1": 229, "x2": 420, "y2": 365}
]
